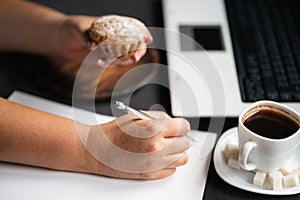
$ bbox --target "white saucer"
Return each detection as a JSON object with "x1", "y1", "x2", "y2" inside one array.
[{"x1": 213, "y1": 127, "x2": 300, "y2": 195}]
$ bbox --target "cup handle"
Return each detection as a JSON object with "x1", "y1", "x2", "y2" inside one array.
[{"x1": 239, "y1": 141, "x2": 257, "y2": 171}]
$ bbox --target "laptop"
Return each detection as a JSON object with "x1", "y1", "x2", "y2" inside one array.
[{"x1": 162, "y1": 0, "x2": 300, "y2": 117}]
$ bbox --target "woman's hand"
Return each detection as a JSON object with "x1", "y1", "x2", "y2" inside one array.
[
  {"x1": 54, "y1": 15, "x2": 152, "y2": 64},
  {"x1": 53, "y1": 15, "x2": 95, "y2": 63},
  {"x1": 80, "y1": 112, "x2": 190, "y2": 179},
  {"x1": 0, "y1": 99, "x2": 189, "y2": 180},
  {"x1": 44, "y1": 15, "x2": 154, "y2": 100},
  {"x1": 0, "y1": 1, "x2": 152, "y2": 63}
]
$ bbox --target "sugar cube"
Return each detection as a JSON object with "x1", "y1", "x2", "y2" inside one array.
[
  {"x1": 291, "y1": 169, "x2": 300, "y2": 182},
  {"x1": 283, "y1": 174, "x2": 299, "y2": 187},
  {"x1": 253, "y1": 171, "x2": 267, "y2": 187},
  {"x1": 222, "y1": 144, "x2": 239, "y2": 161},
  {"x1": 280, "y1": 162, "x2": 298, "y2": 176},
  {"x1": 227, "y1": 156, "x2": 240, "y2": 170},
  {"x1": 268, "y1": 171, "x2": 284, "y2": 190}
]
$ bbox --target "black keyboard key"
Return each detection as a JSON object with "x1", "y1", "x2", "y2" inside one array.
[
  {"x1": 287, "y1": 72, "x2": 300, "y2": 86},
  {"x1": 279, "y1": 92, "x2": 293, "y2": 102},
  {"x1": 277, "y1": 80, "x2": 289, "y2": 88},
  {"x1": 267, "y1": 91, "x2": 279, "y2": 100},
  {"x1": 294, "y1": 93, "x2": 300, "y2": 101}
]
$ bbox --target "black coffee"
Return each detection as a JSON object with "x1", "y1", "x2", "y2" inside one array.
[{"x1": 243, "y1": 109, "x2": 299, "y2": 139}]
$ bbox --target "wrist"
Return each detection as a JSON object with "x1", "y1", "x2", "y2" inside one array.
[
  {"x1": 69, "y1": 123, "x2": 109, "y2": 175},
  {"x1": 77, "y1": 124, "x2": 115, "y2": 176},
  {"x1": 50, "y1": 15, "x2": 72, "y2": 58}
]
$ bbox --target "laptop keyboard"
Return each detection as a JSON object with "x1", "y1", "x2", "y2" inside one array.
[{"x1": 225, "y1": 0, "x2": 300, "y2": 102}]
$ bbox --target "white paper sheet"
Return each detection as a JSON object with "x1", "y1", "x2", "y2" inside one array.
[{"x1": 0, "y1": 91, "x2": 217, "y2": 200}]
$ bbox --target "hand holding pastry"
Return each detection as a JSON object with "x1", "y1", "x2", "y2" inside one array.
[
  {"x1": 51, "y1": 14, "x2": 152, "y2": 65},
  {"x1": 40, "y1": 15, "x2": 155, "y2": 100},
  {"x1": 88, "y1": 15, "x2": 153, "y2": 63}
]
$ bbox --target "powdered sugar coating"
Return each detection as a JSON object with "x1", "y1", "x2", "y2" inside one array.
[{"x1": 88, "y1": 15, "x2": 148, "y2": 58}]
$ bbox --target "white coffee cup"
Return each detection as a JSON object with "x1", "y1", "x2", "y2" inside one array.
[{"x1": 238, "y1": 100, "x2": 300, "y2": 172}]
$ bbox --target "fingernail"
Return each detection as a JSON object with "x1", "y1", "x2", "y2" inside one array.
[
  {"x1": 132, "y1": 54, "x2": 141, "y2": 62},
  {"x1": 87, "y1": 40, "x2": 93, "y2": 48},
  {"x1": 145, "y1": 35, "x2": 153, "y2": 44}
]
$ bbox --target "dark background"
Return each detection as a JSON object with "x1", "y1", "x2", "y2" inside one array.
[{"x1": 0, "y1": 0, "x2": 298, "y2": 199}]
